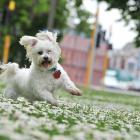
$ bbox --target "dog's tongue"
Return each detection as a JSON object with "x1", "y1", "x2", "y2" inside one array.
[{"x1": 42, "y1": 62, "x2": 49, "y2": 68}]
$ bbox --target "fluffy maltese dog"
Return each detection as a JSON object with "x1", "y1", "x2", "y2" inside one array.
[{"x1": 0, "y1": 31, "x2": 82, "y2": 106}]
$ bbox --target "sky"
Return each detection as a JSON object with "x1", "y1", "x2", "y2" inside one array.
[{"x1": 83, "y1": 0, "x2": 137, "y2": 50}]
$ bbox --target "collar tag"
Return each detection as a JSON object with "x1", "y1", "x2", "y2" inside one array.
[{"x1": 53, "y1": 70, "x2": 61, "y2": 79}]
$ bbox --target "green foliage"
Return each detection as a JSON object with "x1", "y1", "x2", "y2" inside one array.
[
  {"x1": 98, "y1": 0, "x2": 140, "y2": 47},
  {"x1": 0, "y1": 0, "x2": 92, "y2": 66},
  {"x1": 76, "y1": 8, "x2": 93, "y2": 37},
  {"x1": 53, "y1": 0, "x2": 69, "y2": 30}
]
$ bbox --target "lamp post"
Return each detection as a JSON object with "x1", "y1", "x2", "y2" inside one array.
[
  {"x1": 84, "y1": 5, "x2": 99, "y2": 86},
  {"x1": 3, "y1": 0, "x2": 16, "y2": 64},
  {"x1": 8, "y1": 0, "x2": 16, "y2": 11}
]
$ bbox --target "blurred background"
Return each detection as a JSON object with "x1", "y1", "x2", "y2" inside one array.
[{"x1": 0, "y1": 0, "x2": 140, "y2": 92}]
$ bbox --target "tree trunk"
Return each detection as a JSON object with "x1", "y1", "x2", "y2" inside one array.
[{"x1": 47, "y1": 0, "x2": 57, "y2": 30}]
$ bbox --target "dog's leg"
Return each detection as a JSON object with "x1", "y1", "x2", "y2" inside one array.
[
  {"x1": 4, "y1": 87, "x2": 18, "y2": 100},
  {"x1": 65, "y1": 82, "x2": 82, "y2": 96},
  {"x1": 61, "y1": 73, "x2": 82, "y2": 96},
  {"x1": 40, "y1": 91, "x2": 58, "y2": 106}
]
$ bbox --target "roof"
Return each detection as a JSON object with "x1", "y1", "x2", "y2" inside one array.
[{"x1": 60, "y1": 34, "x2": 90, "y2": 52}]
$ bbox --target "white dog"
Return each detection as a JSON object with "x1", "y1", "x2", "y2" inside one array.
[{"x1": 0, "y1": 31, "x2": 82, "y2": 106}]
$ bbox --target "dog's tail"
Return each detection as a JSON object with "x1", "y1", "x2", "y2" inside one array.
[{"x1": 0, "y1": 63, "x2": 19, "y2": 81}]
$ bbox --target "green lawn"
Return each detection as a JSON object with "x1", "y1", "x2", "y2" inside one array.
[{"x1": 0, "y1": 85, "x2": 140, "y2": 140}]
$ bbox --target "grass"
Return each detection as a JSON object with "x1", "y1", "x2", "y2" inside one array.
[{"x1": 0, "y1": 85, "x2": 140, "y2": 140}]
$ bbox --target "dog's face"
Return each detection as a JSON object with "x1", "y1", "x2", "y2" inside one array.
[
  {"x1": 32, "y1": 40, "x2": 61, "y2": 70},
  {"x1": 19, "y1": 31, "x2": 61, "y2": 70}
]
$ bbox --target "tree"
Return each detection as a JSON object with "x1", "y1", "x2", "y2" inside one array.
[
  {"x1": 66, "y1": 0, "x2": 93, "y2": 37},
  {"x1": 98, "y1": 0, "x2": 140, "y2": 47},
  {"x1": 76, "y1": 8, "x2": 93, "y2": 37},
  {"x1": 0, "y1": 0, "x2": 68, "y2": 66},
  {"x1": 0, "y1": 0, "x2": 92, "y2": 66}
]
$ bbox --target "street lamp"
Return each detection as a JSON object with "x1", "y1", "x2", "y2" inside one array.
[{"x1": 3, "y1": 0, "x2": 16, "y2": 64}]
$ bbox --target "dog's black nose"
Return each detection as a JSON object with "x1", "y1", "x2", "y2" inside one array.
[{"x1": 43, "y1": 56, "x2": 49, "y2": 61}]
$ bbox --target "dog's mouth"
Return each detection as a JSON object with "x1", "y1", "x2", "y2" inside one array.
[{"x1": 41, "y1": 59, "x2": 52, "y2": 68}]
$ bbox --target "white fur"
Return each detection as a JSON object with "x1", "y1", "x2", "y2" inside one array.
[{"x1": 0, "y1": 31, "x2": 81, "y2": 106}]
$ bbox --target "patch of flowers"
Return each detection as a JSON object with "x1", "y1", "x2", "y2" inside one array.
[{"x1": 0, "y1": 90, "x2": 140, "y2": 140}]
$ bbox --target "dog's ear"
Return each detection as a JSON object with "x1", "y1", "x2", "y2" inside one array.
[
  {"x1": 19, "y1": 36, "x2": 38, "y2": 61},
  {"x1": 19, "y1": 36, "x2": 37, "y2": 47}
]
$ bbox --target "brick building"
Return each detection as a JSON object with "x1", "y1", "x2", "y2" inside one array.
[
  {"x1": 60, "y1": 33, "x2": 109, "y2": 86},
  {"x1": 60, "y1": 34, "x2": 90, "y2": 85}
]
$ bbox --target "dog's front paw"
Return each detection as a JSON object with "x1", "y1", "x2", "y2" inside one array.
[{"x1": 69, "y1": 88, "x2": 82, "y2": 96}]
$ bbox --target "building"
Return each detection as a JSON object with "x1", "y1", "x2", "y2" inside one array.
[
  {"x1": 60, "y1": 34, "x2": 90, "y2": 85},
  {"x1": 60, "y1": 33, "x2": 110, "y2": 86},
  {"x1": 109, "y1": 42, "x2": 140, "y2": 79}
]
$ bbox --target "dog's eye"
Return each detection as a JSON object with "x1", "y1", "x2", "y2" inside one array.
[
  {"x1": 38, "y1": 51, "x2": 43, "y2": 55},
  {"x1": 47, "y1": 50, "x2": 51, "y2": 53}
]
